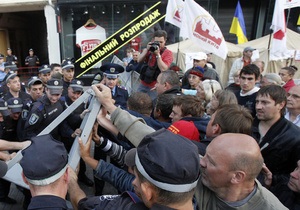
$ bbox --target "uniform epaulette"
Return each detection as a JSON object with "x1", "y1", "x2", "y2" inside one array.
[{"x1": 59, "y1": 96, "x2": 66, "y2": 102}]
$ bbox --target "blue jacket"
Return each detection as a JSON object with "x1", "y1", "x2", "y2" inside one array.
[{"x1": 94, "y1": 159, "x2": 134, "y2": 193}]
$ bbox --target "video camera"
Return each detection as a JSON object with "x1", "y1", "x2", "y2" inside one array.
[{"x1": 149, "y1": 41, "x2": 160, "y2": 52}]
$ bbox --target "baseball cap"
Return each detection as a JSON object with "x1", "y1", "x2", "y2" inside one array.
[
  {"x1": 38, "y1": 64, "x2": 51, "y2": 74},
  {"x1": 0, "y1": 99, "x2": 10, "y2": 117},
  {"x1": 69, "y1": 79, "x2": 84, "y2": 92},
  {"x1": 20, "y1": 134, "x2": 68, "y2": 186},
  {"x1": 7, "y1": 97, "x2": 23, "y2": 113},
  {"x1": 168, "y1": 120, "x2": 200, "y2": 142},
  {"x1": 29, "y1": 48, "x2": 33, "y2": 52},
  {"x1": 193, "y1": 52, "x2": 207, "y2": 61},
  {"x1": 46, "y1": 79, "x2": 63, "y2": 95},
  {"x1": 243, "y1": 47, "x2": 256, "y2": 52},
  {"x1": 0, "y1": 54, "x2": 4, "y2": 59},
  {"x1": 190, "y1": 66, "x2": 204, "y2": 78},
  {"x1": 100, "y1": 63, "x2": 124, "y2": 79},
  {"x1": 61, "y1": 60, "x2": 74, "y2": 70},
  {"x1": 129, "y1": 129, "x2": 200, "y2": 193},
  {"x1": 27, "y1": 76, "x2": 42, "y2": 88},
  {"x1": 7, "y1": 48, "x2": 11, "y2": 51}
]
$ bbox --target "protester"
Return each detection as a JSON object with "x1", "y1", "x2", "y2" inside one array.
[
  {"x1": 262, "y1": 160, "x2": 300, "y2": 210},
  {"x1": 196, "y1": 133, "x2": 287, "y2": 210},
  {"x1": 285, "y1": 85, "x2": 300, "y2": 126},
  {"x1": 260, "y1": 73, "x2": 283, "y2": 87},
  {"x1": 234, "y1": 64, "x2": 260, "y2": 118},
  {"x1": 228, "y1": 46, "x2": 256, "y2": 84},
  {"x1": 253, "y1": 85, "x2": 300, "y2": 183},
  {"x1": 279, "y1": 66, "x2": 298, "y2": 92}
]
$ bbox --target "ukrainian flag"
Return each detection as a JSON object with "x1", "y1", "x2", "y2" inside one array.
[{"x1": 229, "y1": 1, "x2": 248, "y2": 44}]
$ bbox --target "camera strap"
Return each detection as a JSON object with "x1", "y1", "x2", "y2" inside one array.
[{"x1": 148, "y1": 47, "x2": 166, "y2": 67}]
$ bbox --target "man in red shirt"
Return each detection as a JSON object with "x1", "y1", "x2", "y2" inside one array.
[{"x1": 137, "y1": 30, "x2": 173, "y2": 100}]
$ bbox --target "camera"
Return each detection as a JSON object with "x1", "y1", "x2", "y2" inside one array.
[{"x1": 149, "y1": 41, "x2": 160, "y2": 52}]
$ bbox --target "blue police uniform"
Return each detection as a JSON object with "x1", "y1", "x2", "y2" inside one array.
[
  {"x1": 23, "y1": 95, "x2": 65, "y2": 139},
  {"x1": 28, "y1": 195, "x2": 68, "y2": 210},
  {"x1": 20, "y1": 134, "x2": 70, "y2": 210},
  {"x1": 23, "y1": 79, "x2": 67, "y2": 139},
  {"x1": 112, "y1": 86, "x2": 128, "y2": 110},
  {"x1": 101, "y1": 63, "x2": 129, "y2": 110},
  {"x1": 61, "y1": 60, "x2": 75, "y2": 96}
]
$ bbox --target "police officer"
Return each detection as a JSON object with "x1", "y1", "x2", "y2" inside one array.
[
  {"x1": 38, "y1": 64, "x2": 51, "y2": 87},
  {"x1": 25, "y1": 48, "x2": 39, "y2": 67},
  {"x1": 61, "y1": 60, "x2": 75, "y2": 96},
  {"x1": 18, "y1": 77, "x2": 44, "y2": 141},
  {"x1": 20, "y1": 134, "x2": 69, "y2": 209},
  {"x1": 2, "y1": 71, "x2": 30, "y2": 101},
  {"x1": 0, "y1": 98, "x2": 16, "y2": 204},
  {"x1": 69, "y1": 129, "x2": 200, "y2": 209},
  {"x1": 101, "y1": 63, "x2": 128, "y2": 109},
  {"x1": 23, "y1": 78, "x2": 66, "y2": 139},
  {"x1": 5, "y1": 48, "x2": 18, "y2": 65},
  {"x1": 62, "y1": 79, "x2": 94, "y2": 186}
]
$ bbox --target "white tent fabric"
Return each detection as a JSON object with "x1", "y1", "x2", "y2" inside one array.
[{"x1": 167, "y1": 29, "x2": 300, "y2": 86}]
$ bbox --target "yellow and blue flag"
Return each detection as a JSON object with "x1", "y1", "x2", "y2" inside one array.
[{"x1": 229, "y1": 1, "x2": 248, "y2": 44}]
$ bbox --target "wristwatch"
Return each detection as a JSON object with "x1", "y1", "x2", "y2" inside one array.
[{"x1": 156, "y1": 55, "x2": 161, "y2": 59}]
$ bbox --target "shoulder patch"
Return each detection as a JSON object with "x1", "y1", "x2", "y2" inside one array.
[
  {"x1": 28, "y1": 113, "x2": 39, "y2": 125},
  {"x1": 21, "y1": 110, "x2": 29, "y2": 120}
]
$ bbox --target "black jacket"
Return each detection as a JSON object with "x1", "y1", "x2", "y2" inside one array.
[{"x1": 252, "y1": 117, "x2": 300, "y2": 183}]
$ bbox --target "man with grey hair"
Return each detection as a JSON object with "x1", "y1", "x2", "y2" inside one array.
[
  {"x1": 285, "y1": 85, "x2": 300, "y2": 127},
  {"x1": 260, "y1": 73, "x2": 283, "y2": 87},
  {"x1": 154, "y1": 70, "x2": 181, "y2": 95}
]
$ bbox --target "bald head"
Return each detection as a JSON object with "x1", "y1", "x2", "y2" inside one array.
[{"x1": 210, "y1": 133, "x2": 263, "y2": 180}]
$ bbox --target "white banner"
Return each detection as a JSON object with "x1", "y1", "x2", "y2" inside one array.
[
  {"x1": 180, "y1": 0, "x2": 228, "y2": 60},
  {"x1": 165, "y1": 0, "x2": 184, "y2": 28},
  {"x1": 284, "y1": 0, "x2": 300, "y2": 9},
  {"x1": 270, "y1": 0, "x2": 291, "y2": 60}
]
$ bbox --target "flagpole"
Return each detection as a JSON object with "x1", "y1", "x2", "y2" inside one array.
[
  {"x1": 175, "y1": 34, "x2": 180, "y2": 65},
  {"x1": 286, "y1": 8, "x2": 291, "y2": 26}
]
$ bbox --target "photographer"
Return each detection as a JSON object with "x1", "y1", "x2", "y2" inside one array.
[{"x1": 137, "y1": 30, "x2": 173, "y2": 100}]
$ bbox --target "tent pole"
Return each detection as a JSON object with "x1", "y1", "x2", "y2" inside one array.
[{"x1": 175, "y1": 35, "x2": 180, "y2": 65}]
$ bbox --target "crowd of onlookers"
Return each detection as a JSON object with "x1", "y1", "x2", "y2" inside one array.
[{"x1": 0, "y1": 29, "x2": 299, "y2": 210}]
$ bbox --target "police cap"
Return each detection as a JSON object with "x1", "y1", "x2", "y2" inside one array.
[
  {"x1": 0, "y1": 99, "x2": 10, "y2": 117},
  {"x1": 70, "y1": 79, "x2": 84, "y2": 92},
  {"x1": 100, "y1": 63, "x2": 124, "y2": 79},
  {"x1": 20, "y1": 134, "x2": 68, "y2": 186},
  {"x1": 61, "y1": 60, "x2": 74, "y2": 70},
  {"x1": 128, "y1": 129, "x2": 200, "y2": 193},
  {"x1": 46, "y1": 79, "x2": 63, "y2": 95},
  {"x1": 38, "y1": 64, "x2": 51, "y2": 74},
  {"x1": 7, "y1": 97, "x2": 23, "y2": 113}
]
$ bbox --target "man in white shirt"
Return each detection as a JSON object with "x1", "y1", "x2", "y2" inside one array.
[
  {"x1": 228, "y1": 46, "x2": 256, "y2": 85},
  {"x1": 285, "y1": 85, "x2": 300, "y2": 127}
]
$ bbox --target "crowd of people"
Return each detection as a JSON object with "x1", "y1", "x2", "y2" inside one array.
[{"x1": 0, "y1": 29, "x2": 299, "y2": 210}]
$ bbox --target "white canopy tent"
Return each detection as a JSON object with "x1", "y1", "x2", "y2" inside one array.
[{"x1": 167, "y1": 29, "x2": 300, "y2": 86}]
